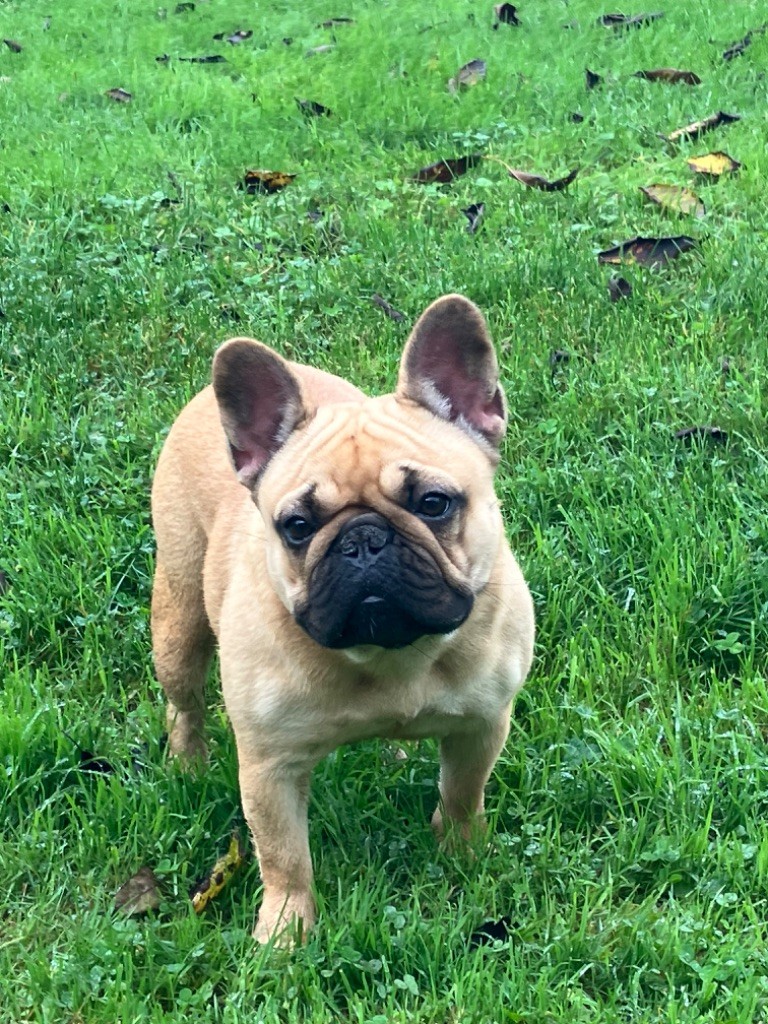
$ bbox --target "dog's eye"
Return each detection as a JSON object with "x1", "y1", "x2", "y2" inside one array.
[
  {"x1": 280, "y1": 516, "x2": 315, "y2": 547},
  {"x1": 416, "y1": 492, "x2": 453, "y2": 519}
]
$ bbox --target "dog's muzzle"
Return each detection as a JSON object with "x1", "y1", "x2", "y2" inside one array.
[{"x1": 294, "y1": 512, "x2": 473, "y2": 650}]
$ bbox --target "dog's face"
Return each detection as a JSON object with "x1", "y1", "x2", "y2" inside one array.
[{"x1": 213, "y1": 295, "x2": 508, "y2": 651}]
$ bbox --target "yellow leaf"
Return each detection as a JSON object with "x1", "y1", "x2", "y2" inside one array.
[
  {"x1": 686, "y1": 151, "x2": 741, "y2": 177},
  {"x1": 190, "y1": 833, "x2": 247, "y2": 914}
]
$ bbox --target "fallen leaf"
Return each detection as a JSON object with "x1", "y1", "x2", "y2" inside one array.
[
  {"x1": 115, "y1": 867, "x2": 161, "y2": 916},
  {"x1": 213, "y1": 29, "x2": 253, "y2": 44},
  {"x1": 586, "y1": 68, "x2": 603, "y2": 90},
  {"x1": 640, "y1": 184, "x2": 705, "y2": 218},
  {"x1": 317, "y1": 17, "x2": 354, "y2": 27},
  {"x1": 608, "y1": 275, "x2": 633, "y2": 301},
  {"x1": 507, "y1": 166, "x2": 579, "y2": 192},
  {"x1": 448, "y1": 58, "x2": 486, "y2": 93},
  {"x1": 597, "y1": 235, "x2": 697, "y2": 267},
  {"x1": 469, "y1": 917, "x2": 513, "y2": 948},
  {"x1": 570, "y1": 112, "x2": 585, "y2": 123},
  {"x1": 493, "y1": 4, "x2": 520, "y2": 26},
  {"x1": 79, "y1": 749, "x2": 115, "y2": 774},
  {"x1": 0, "y1": 569, "x2": 8, "y2": 595},
  {"x1": 674, "y1": 425, "x2": 727, "y2": 444},
  {"x1": 686, "y1": 151, "x2": 741, "y2": 177},
  {"x1": 296, "y1": 98, "x2": 332, "y2": 116},
  {"x1": 599, "y1": 12, "x2": 664, "y2": 29},
  {"x1": 155, "y1": 54, "x2": 170, "y2": 63},
  {"x1": 410, "y1": 154, "x2": 482, "y2": 184},
  {"x1": 722, "y1": 24, "x2": 766, "y2": 61},
  {"x1": 241, "y1": 169, "x2": 296, "y2": 194},
  {"x1": 174, "y1": 2, "x2": 195, "y2": 11},
  {"x1": 178, "y1": 54, "x2": 227, "y2": 64},
  {"x1": 306, "y1": 44, "x2": 334, "y2": 55},
  {"x1": 461, "y1": 202, "x2": 485, "y2": 234},
  {"x1": 3, "y1": 38, "x2": 22, "y2": 53},
  {"x1": 105, "y1": 87, "x2": 132, "y2": 103},
  {"x1": 633, "y1": 67, "x2": 701, "y2": 85},
  {"x1": 665, "y1": 111, "x2": 740, "y2": 143},
  {"x1": 372, "y1": 293, "x2": 406, "y2": 322},
  {"x1": 43, "y1": 16, "x2": 51, "y2": 30},
  {"x1": 190, "y1": 833, "x2": 247, "y2": 913}
]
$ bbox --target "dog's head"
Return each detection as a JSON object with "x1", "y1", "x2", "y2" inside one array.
[{"x1": 212, "y1": 294, "x2": 507, "y2": 651}]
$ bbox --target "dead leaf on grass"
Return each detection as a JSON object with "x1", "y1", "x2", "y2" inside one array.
[
  {"x1": 598, "y1": 235, "x2": 697, "y2": 267},
  {"x1": 599, "y1": 12, "x2": 664, "y2": 29},
  {"x1": 213, "y1": 29, "x2": 253, "y2": 44},
  {"x1": 3, "y1": 39, "x2": 22, "y2": 52},
  {"x1": 507, "y1": 166, "x2": 579, "y2": 191},
  {"x1": 570, "y1": 112, "x2": 585, "y2": 123},
  {"x1": 241, "y1": 169, "x2": 296, "y2": 194},
  {"x1": 722, "y1": 24, "x2": 766, "y2": 61},
  {"x1": 674, "y1": 425, "x2": 727, "y2": 444},
  {"x1": 411, "y1": 154, "x2": 482, "y2": 184},
  {"x1": 586, "y1": 68, "x2": 603, "y2": 90},
  {"x1": 448, "y1": 58, "x2": 486, "y2": 93},
  {"x1": 493, "y1": 4, "x2": 520, "y2": 27},
  {"x1": 461, "y1": 202, "x2": 485, "y2": 233},
  {"x1": 640, "y1": 184, "x2": 705, "y2": 218},
  {"x1": 665, "y1": 111, "x2": 740, "y2": 143},
  {"x1": 608, "y1": 275, "x2": 633, "y2": 301},
  {"x1": 633, "y1": 67, "x2": 701, "y2": 85},
  {"x1": 174, "y1": 2, "x2": 195, "y2": 11},
  {"x1": 190, "y1": 833, "x2": 247, "y2": 914},
  {"x1": 105, "y1": 87, "x2": 132, "y2": 103},
  {"x1": 296, "y1": 98, "x2": 332, "y2": 116},
  {"x1": 372, "y1": 293, "x2": 406, "y2": 322},
  {"x1": 686, "y1": 151, "x2": 741, "y2": 177},
  {"x1": 306, "y1": 44, "x2": 335, "y2": 55},
  {"x1": 115, "y1": 867, "x2": 162, "y2": 917},
  {"x1": 0, "y1": 569, "x2": 9, "y2": 595},
  {"x1": 178, "y1": 54, "x2": 227, "y2": 64},
  {"x1": 470, "y1": 917, "x2": 513, "y2": 947},
  {"x1": 317, "y1": 17, "x2": 354, "y2": 27}
]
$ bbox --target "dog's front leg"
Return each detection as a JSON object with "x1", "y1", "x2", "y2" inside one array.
[
  {"x1": 236, "y1": 753, "x2": 316, "y2": 945},
  {"x1": 431, "y1": 711, "x2": 511, "y2": 845}
]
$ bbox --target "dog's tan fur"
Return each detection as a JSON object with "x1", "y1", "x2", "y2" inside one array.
[{"x1": 151, "y1": 294, "x2": 535, "y2": 943}]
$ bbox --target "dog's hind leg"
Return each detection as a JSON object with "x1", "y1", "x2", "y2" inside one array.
[{"x1": 151, "y1": 560, "x2": 214, "y2": 761}]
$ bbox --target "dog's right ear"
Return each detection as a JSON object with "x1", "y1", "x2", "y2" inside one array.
[{"x1": 212, "y1": 338, "x2": 307, "y2": 488}]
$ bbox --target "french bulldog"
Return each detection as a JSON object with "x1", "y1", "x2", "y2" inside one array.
[{"x1": 150, "y1": 294, "x2": 535, "y2": 943}]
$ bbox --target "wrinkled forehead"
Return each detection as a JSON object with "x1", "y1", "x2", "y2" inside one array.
[{"x1": 259, "y1": 395, "x2": 480, "y2": 516}]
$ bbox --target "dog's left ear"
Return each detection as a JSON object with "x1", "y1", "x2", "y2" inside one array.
[
  {"x1": 213, "y1": 338, "x2": 307, "y2": 488},
  {"x1": 397, "y1": 294, "x2": 507, "y2": 451}
]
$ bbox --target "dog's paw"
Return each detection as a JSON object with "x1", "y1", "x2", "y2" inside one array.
[
  {"x1": 431, "y1": 806, "x2": 488, "y2": 857},
  {"x1": 253, "y1": 891, "x2": 316, "y2": 947}
]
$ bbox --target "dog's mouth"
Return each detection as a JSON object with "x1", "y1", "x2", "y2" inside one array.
[{"x1": 293, "y1": 512, "x2": 473, "y2": 650}]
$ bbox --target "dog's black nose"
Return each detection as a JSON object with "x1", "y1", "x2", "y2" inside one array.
[{"x1": 334, "y1": 513, "x2": 392, "y2": 564}]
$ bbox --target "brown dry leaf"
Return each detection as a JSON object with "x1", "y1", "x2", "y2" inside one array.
[
  {"x1": 242, "y1": 169, "x2": 296, "y2": 194},
  {"x1": 115, "y1": 867, "x2": 161, "y2": 917},
  {"x1": 3, "y1": 38, "x2": 22, "y2": 52},
  {"x1": 372, "y1": 293, "x2": 406, "y2": 322},
  {"x1": 175, "y1": 1, "x2": 195, "y2": 11},
  {"x1": 686, "y1": 151, "x2": 741, "y2": 177},
  {"x1": 411, "y1": 154, "x2": 482, "y2": 184},
  {"x1": 723, "y1": 24, "x2": 766, "y2": 61},
  {"x1": 317, "y1": 17, "x2": 354, "y2": 27},
  {"x1": 597, "y1": 235, "x2": 697, "y2": 267},
  {"x1": 508, "y1": 166, "x2": 579, "y2": 192},
  {"x1": 461, "y1": 202, "x2": 485, "y2": 234},
  {"x1": 640, "y1": 184, "x2": 705, "y2": 218},
  {"x1": 586, "y1": 68, "x2": 603, "y2": 90},
  {"x1": 296, "y1": 98, "x2": 332, "y2": 116},
  {"x1": 105, "y1": 88, "x2": 132, "y2": 103},
  {"x1": 190, "y1": 833, "x2": 247, "y2": 914},
  {"x1": 608, "y1": 276, "x2": 633, "y2": 301},
  {"x1": 178, "y1": 54, "x2": 227, "y2": 64},
  {"x1": 494, "y1": 4, "x2": 520, "y2": 26},
  {"x1": 633, "y1": 68, "x2": 701, "y2": 85},
  {"x1": 674, "y1": 425, "x2": 727, "y2": 444},
  {"x1": 599, "y1": 12, "x2": 664, "y2": 28},
  {"x1": 448, "y1": 58, "x2": 486, "y2": 94},
  {"x1": 665, "y1": 111, "x2": 740, "y2": 143},
  {"x1": 213, "y1": 29, "x2": 253, "y2": 44}
]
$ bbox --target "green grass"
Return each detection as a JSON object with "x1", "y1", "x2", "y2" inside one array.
[{"x1": 2, "y1": 0, "x2": 768, "y2": 1020}]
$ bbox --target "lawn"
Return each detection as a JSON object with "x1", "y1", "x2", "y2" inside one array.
[{"x1": 1, "y1": 0, "x2": 768, "y2": 1021}]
